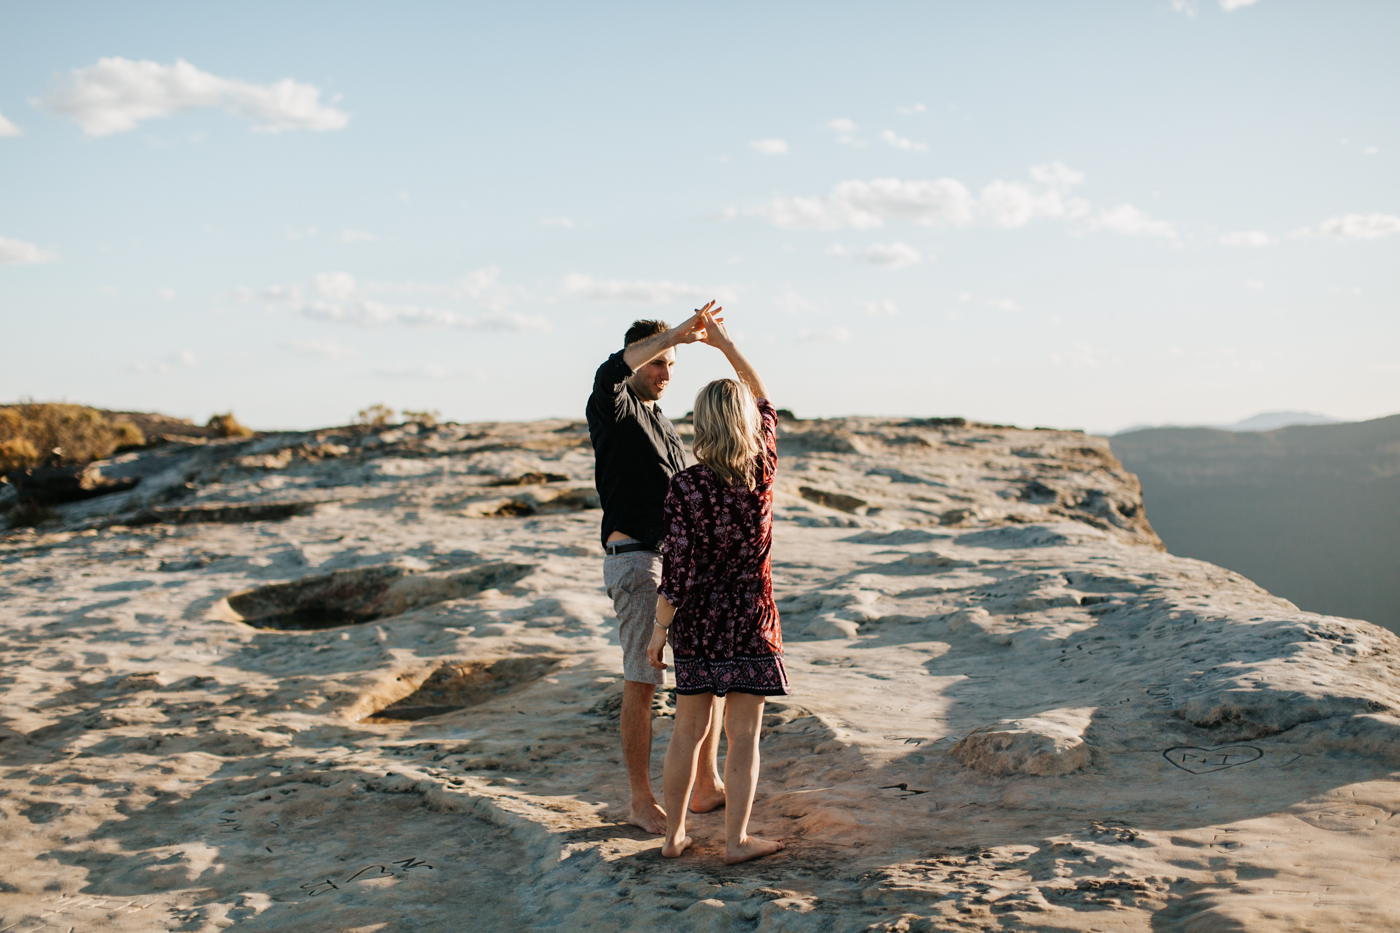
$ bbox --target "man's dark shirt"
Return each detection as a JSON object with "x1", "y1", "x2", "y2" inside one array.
[{"x1": 587, "y1": 350, "x2": 687, "y2": 551}]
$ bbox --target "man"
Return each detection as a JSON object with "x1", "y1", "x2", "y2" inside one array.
[{"x1": 587, "y1": 301, "x2": 727, "y2": 834}]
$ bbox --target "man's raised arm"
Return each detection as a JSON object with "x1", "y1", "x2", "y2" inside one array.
[{"x1": 622, "y1": 301, "x2": 716, "y2": 371}]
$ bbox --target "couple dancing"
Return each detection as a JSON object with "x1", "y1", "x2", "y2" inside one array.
[{"x1": 587, "y1": 301, "x2": 787, "y2": 864}]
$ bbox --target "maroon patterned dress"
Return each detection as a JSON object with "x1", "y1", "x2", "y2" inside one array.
[{"x1": 659, "y1": 399, "x2": 789, "y2": 697}]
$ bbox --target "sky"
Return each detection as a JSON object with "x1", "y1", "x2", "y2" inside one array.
[{"x1": 1, "y1": 0, "x2": 1396, "y2": 435}]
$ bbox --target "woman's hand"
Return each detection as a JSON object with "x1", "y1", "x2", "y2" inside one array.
[
  {"x1": 647, "y1": 624, "x2": 669, "y2": 670},
  {"x1": 697, "y1": 302, "x2": 733, "y2": 351}
]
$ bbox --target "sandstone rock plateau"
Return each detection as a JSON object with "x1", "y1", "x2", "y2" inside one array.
[{"x1": 2, "y1": 415, "x2": 1398, "y2": 931}]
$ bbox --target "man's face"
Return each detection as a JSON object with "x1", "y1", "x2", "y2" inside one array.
[{"x1": 630, "y1": 350, "x2": 676, "y2": 402}]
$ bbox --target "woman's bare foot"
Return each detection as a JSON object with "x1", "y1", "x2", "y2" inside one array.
[
  {"x1": 661, "y1": 833, "x2": 693, "y2": 858},
  {"x1": 629, "y1": 801, "x2": 667, "y2": 835},
  {"x1": 725, "y1": 835, "x2": 785, "y2": 864},
  {"x1": 689, "y1": 783, "x2": 726, "y2": 813}
]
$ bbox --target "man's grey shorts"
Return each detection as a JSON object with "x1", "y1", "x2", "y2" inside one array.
[{"x1": 603, "y1": 541, "x2": 666, "y2": 685}]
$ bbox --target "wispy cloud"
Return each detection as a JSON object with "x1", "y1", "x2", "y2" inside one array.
[
  {"x1": 1084, "y1": 204, "x2": 1177, "y2": 239},
  {"x1": 895, "y1": 103, "x2": 927, "y2": 116},
  {"x1": 744, "y1": 162, "x2": 1171, "y2": 238},
  {"x1": 958, "y1": 292, "x2": 1020, "y2": 312},
  {"x1": 36, "y1": 57, "x2": 349, "y2": 137},
  {"x1": 880, "y1": 129, "x2": 926, "y2": 151},
  {"x1": 238, "y1": 269, "x2": 548, "y2": 332},
  {"x1": 0, "y1": 235, "x2": 58, "y2": 265},
  {"x1": 750, "y1": 138, "x2": 788, "y2": 155},
  {"x1": 370, "y1": 362, "x2": 449, "y2": 380},
  {"x1": 824, "y1": 118, "x2": 862, "y2": 146},
  {"x1": 285, "y1": 337, "x2": 358, "y2": 359},
  {"x1": 860, "y1": 300, "x2": 899, "y2": 316},
  {"x1": 540, "y1": 216, "x2": 575, "y2": 228},
  {"x1": 829, "y1": 241, "x2": 923, "y2": 269},
  {"x1": 157, "y1": 287, "x2": 175, "y2": 300},
  {"x1": 340, "y1": 228, "x2": 376, "y2": 244},
  {"x1": 1173, "y1": 0, "x2": 1264, "y2": 14},
  {"x1": 130, "y1": 349, "x2": 198, "y2": 375},
  {"x1": 561, "y1": 273, "x2": 730, "y2": 305},
  {"x1": 0, "y1": 111, "x2": 22, "y2": 137},
  {"x1": 1295, "y1": 213, "x2": 1400, "y2": 240},
  {"x1": 797, "y1": 326, "x2": 852, "y2": 343},
  {"x1": 1220, "y1": 230, "x2": 1273, "y2": 247}
]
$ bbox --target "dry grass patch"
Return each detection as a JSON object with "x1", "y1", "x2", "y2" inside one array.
[{"x1": 0, "y1": 403, "x2": 146, "y2": 476}]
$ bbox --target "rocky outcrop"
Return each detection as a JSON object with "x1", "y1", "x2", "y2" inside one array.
[{"x1": 0, "y1": 414, "x2": 1396, "y2": 932}]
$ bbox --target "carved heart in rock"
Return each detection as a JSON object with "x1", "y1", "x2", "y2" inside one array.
[{"x1": 1163, "y1": 745, "x2": 1263, "y2": 774}]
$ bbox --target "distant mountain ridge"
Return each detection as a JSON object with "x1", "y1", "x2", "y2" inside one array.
[
  {"x1": 1113, "y1": 410, "x2": 1341, "y2": 436},
  {"x1": 1109, "y1": 413, "x2": 1400, "y2": 633}
]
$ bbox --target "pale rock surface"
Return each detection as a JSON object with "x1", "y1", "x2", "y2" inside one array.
[
  {"x1": 1, "y1": 415, "x2": 1398, "y2": 931},
  {"x1": 951, "y1": 707, "x2": 1095, "y2": 776}
]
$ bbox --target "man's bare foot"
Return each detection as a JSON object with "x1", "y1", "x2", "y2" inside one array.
[
  {"x1": 689, "y1": 783, "x2": 726, "y2": 813},
  {"x1": 629, "y1": 801, "x2": 667, "y2": 835},
  {"x1": 661, "y1": 833, "x2": 693, "y2": 858},
  {"x1": 725, "y1": 835, "x2": 785, "y2": 865}
]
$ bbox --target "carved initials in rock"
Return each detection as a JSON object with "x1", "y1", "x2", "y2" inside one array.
[{"x1": 1163, "y1": 745, "x2": 1263, "y2": 774}]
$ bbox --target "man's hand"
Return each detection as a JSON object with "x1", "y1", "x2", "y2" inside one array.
[{"x1": 674, "y1": 300, "x2": 720, "y2": 345}]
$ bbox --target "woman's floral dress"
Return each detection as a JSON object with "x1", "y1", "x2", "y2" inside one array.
[{"x1": 659, "y1": 398, "x2": 789, "y2": 697}]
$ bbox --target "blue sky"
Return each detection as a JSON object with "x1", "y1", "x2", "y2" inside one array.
[{"x1": 1, "y1": 0, "x2": 1396, "y2": 433}]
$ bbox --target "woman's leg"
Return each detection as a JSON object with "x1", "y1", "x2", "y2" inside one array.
[
  {"x1": 661, "y1": 692, "x2": 713, "y2": 857},
  {"x1": 722, "y1": 692, "x2": 785, "y2": 864}
]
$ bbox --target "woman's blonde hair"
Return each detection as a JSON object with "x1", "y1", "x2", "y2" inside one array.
[{"x1": 692, "y1": 379, "x2": 761, "y2": 490}]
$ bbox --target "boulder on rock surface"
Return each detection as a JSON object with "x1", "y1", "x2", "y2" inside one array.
[{"x1": 951, "y1": 707, "x2": 1095, "y2": 776}]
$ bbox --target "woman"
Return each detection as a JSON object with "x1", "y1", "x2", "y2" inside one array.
[{"x1": 647, "y1": 309, "x2": 787, "y2": 864}]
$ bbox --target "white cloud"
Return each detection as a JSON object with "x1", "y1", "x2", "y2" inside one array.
[
  {"x1": 1220, "y1": 230, "x2": 1273, "y2": 248},
  {"x1": 751, "y1": 162, "x2": 1125, "y2": 235},
  {"x1": 0, "y1": 236, "x2": 58, "y2": 266},
  {"x1": 370, "y1": 363, "x2": 448, "y2": 380},
  {"x1": 1298, "y1": 213, "x2": 1400, "y2": 240},
  {"x1": 860, "y1": 300, "x2": 899, "y2": 316},
  {"x1": 0, "y1": 111, "x2": 22, "y2": 137},
  {"x1": 774, "y1": 290, "x2": 819, "y2": 316},
  {"x1": 756, "y1": 177, "x2": 978, "y2": 230},
  {"x1": 130, "y1": 348, "x2": 197, "y2": 375},
  {"x1": 1220, "y1": 0, "x2": 1262, "y2": 9},
  {"x1": 561, "y1": 273, "x2": 729, "y2": 305},
  {"x1": 895, "y1": 103, "x2": 927, "y2": 115},
  {"x1": 36, "y1": 57, "x2": 350, "y2": 137},
  {"x1": 1170, "y1": 0, "x2": 1199, "y2": 16},
  {"x1": 247, "y1": 269, "x2": 549, "y2": 332},
  {"x1": 880, "y1": 129, "x2": 926, "y2": 152},
  {"x1": 797, "y1": 326, "x2": 852, "y2": 343},
  {"x1": 1363, "y1": 146, "x2": 1379, "y2": 156},
  {"x1": 824, "y1": 118, "x2": 863, "y2": 146},
  {"x1": 340, "y1": 228, "x2": 376, "y2": 244},
  {"x1": 958, "y1": 292, "x2": 1020, "y2": 312},
  {"x1": 541, "y1": 216, "x2": 575, "y2": 227},
  {"x1": 1050, "y1": 344, "x2": 1099, "y2": 369},
  {"x1": 285, "y1": 226, "x2": 318, "y2": 240},
  {"x1": 830, "y1": 241, "x2": 923, "y2": 269},
  {"x1": 286, "y1": 337, "x2": 358, "y2": 359},
  {"x1": 1084, "y1": 204, "x2": 1177, "y2": 239},
  {"x1": 157, "y1": 287, "x2": 175, "y2": 300},
  {"x1": 750, "y1": 138, "x2": 788, "y2": 155}
]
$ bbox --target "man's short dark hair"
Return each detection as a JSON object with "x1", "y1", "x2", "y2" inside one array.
[{"x1": 625, "y1": 319, "x2": 669, "y2": 347}]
